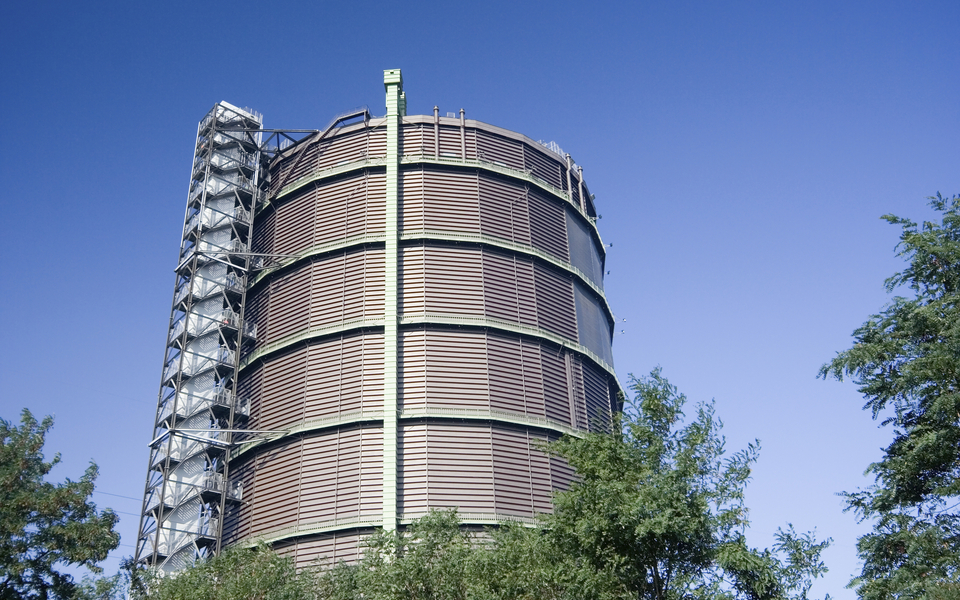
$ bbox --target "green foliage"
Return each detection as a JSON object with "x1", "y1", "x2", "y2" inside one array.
[
  {"x1": 320, "y1": 510, "x2": 475, "y2": 600},
  {"x1": 821, "y1": 194, "x2": 960, "y2": 599},
  {"x1": 0, "y1": 409, "x2": 120, "y2": 600},
  {"x1": 543, "y1": 369, "x2": 830, "y2": 600},
  {"x1": 321, "y1": 370, "x2": 829, "y2": 600},
  {"x1": 134, "y1": 544, "x2": 314, "y2": 600}
]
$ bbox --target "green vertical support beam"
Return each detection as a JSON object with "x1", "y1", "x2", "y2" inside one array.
[{"x1": 382, "y1": 68, "x2": 403, "y2": 532}]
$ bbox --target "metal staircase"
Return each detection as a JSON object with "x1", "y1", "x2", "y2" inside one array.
[{"x1": 136, "y1": 102, "x2": 261, "y2": 573}]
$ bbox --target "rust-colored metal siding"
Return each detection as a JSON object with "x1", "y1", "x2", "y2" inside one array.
[{"x1": 224, "y1": 115, "x2": 616, "y2": 567}]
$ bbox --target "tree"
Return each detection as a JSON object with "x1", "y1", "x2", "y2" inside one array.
[
  {"x1": 322, "y1": 370, "x2": 830, "y2": 600},
  {"x1": 320, "y1": 510, "x2": 476, "y2": 600},
  {"x1": 540, "y1": 368, "x2": 830, "y2": 600},
  {"x1": 0, "y1": 409, "x2": 120, "y2": 600},
  {"x1": 131, "y1": 543, "x2": 314, "y2": 600},
  {"x1": 820, "y1": 193, "x2": 960, "y2": 599}
]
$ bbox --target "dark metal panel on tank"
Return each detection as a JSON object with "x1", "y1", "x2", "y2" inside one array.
[
  {"x1": 423, "y1": 330, "x2": 489, "y2": 409},
  {"x1": 492, "y1": 427, "x2": 551, "y2": 517},
  {"x1": 400, "y1": 169, "x2": 425, "y2": 232},
  {"x1": 437, "y1": 125, "x2": 463, "y2": 158},
  {"x1": 298, "y1": 427, "x2": 384, "y2": 525},
  {"x1": 401, "y1": 123, "x2": 427, "y2": 156},
  {"x1": 540, "y1": 347, "x2": 572, "y2": 425},
  {"x1": 522, "y1": 145, "x2": 564, "y2": 190},
  {"x1": 476, "y1": 129, "x2": 525, "y2": 170},
  {"x1": 581, "y1": 358, "x2": 613, "y2": 433},
  {"x1": 315, "y1": 129, "x2": 369, "y2": 172},
  {"x1": 247, "y1": 443, "x2": 303, "y2": 536},
  {"x1": 533, "y1": 263, "x2": 578, "y2": 341},
  {"x1": 272, "y1": 191, "x2": 316, "y2": 254},
  {"x1": 303, "y1": 333, "x2": 386, "y2": 420},
  {"x1": 398, "y1": 423, "x2": 496, "y2": 517},
  {"x1": 565, "y1": 207, "x2": 604, "y2": 286},
  {"x1": 256, "y1": 347, "x2": 308, "y2": 431},
  {"x1": 528, "y1": 191, "x2": 570, "y2": 261},
  {"x1": 478, "y1": 173, "x2": 532, "y2": 244},
  {"x1": 279, "y1": 531, "x2": 366, "y2": 570},
  {"x1": 422, "y1": 170, "x2": 480, "y2": 233},
  {"x1": 264, "y1": 267, "x2": 311, "y2": 341}
]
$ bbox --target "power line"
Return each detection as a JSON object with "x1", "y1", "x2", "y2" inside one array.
[{"x1": 94, "y1": 490, "x2": 141, "y2": 502}]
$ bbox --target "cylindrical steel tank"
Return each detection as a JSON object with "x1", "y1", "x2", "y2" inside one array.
[{"x1": 221, "y1": 71, "x2": 618, "y2": 566}]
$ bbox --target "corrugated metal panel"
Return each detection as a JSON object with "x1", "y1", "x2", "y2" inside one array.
[
  {"x1": 481, "y1": 250, "x2": 520, "y2": 323},
  {"x1": 398, "y1": 423, "x2": 495, "y2": 517},
  {"x1": 425, "y1": 330, "x2": 489, "y2": 409},
  {"x1": 528, "y1": 430, "x2": 554, "y2": 514},
  {"x1": 299, "y1": 427, "x2": 384, "y2": 525},
  {"x1": 437, "y1": 126, "x2": 462, "y2": 158},
  {"x1": 304, "y1": 333, "x2": 385, "y2": 421},
  {"x1": 252, "y1": 208, "x2": 276, "y2": 254},
  {"x1": 581, "y1": 359, "x2": 613, "y2": 433},
  {"x1": 521, "y1": 339, "x2": 546, "y2": 418},
  {"x1": 316, "y1": 129, "x2": 368, "y2": 172},
  {"x1": 366, "y1": 127, "x2": 387, "y2": 159},
  {"x1": 282, "y1": 531, "x2": 365, "y2": 569},
  {"x1": 423, "y1": 170, "x2": 480, "y2": 233},
  {"x1": 476, "y1": 130, "x2": 524, "y2": 170},
  {"x1": 550, "y1": 452, "x2": 576, "y2": 492},
  {"x1": 573, "y1": 281, "x2": 614, "y2": 366},
  {"x1": 541, "y1": 347, "x2": 571, "y2": 425},
  {"x1": 492, "y1": 428, "x2": 551, "y2": 517},
  {"x1": 365, "y1": 171, "x2": 387, "y2": 234},
  {"x1": 246, "y1": 288, "x2": 270, "y2": 350},
  {"x1": 515, "y1": 256, "x2": 538, "y2": 328},
  {"x1": 478, "y1": 173, "x2": 532, "y2": 244},
  {"x1": 273, "y1": 189, "x2": 316, "y2": 255},
  {"x1": 249, "y1": 443, "x2": 303, "y2": 536},
  {"x1": 566, "y1": 353, "x2": 587, "y2": 430},
  {"x1": 232, "y1": 427, "x2": 383, "y2": 542},
  {"x1": 265, "y1": 267, "x2": 311, "y2": 341},
  {"x1": 402, "y1": 124, "x2": 427, "y2": 156},
  {"x1": 565, "y1": 208, "x2": 604, "y2": 286},
  {"x1": 221, "y1": 459, "x2": 254, "y2": 545},
  {"x1": 399, "y1": 246, "x2": 426, "y2": 316},
  {"x1": 237, "y1": 363, "x2": 263, "y2": 432},
  {"x1": 464, "y1": 128, "x2": 477, "y2": 160},
  {"x1": 401, "y1": 245, "x2": 484, "y2": 316},
  {"x1": 534, "y1": 263, "x2": 578, "y2": 341},
  {"x1": 313, "y1": 174, "x2": 366, "y2": 244},
  {"x1": 486, "y1": 335, "x2": 525, "y2": 414},
  {"x1": 528, "y1": 191, "x2": 569, "y2": 261},
  {"x1": 400, "y1": 168, "x2": 425, "y2": 233},
  {"x1": 398, "y1": 329, "x2": 427, "y2": 411},
  {"x1": 270, "y1": 140, "x2": 320, "y2": 197},
  {"x1": 309, "y1": 248, "x2": 386, "y2": 328},
  {"x1": 522, "y1": 145, "x2": 564, "y2": 190},
  {"x1": 257, "y1": 347, "x2": 307, "y2": 431}
]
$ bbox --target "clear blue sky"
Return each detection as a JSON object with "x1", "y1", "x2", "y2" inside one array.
[{"x1": 1, "y1": 1, "x2": 958, "y2": 597}]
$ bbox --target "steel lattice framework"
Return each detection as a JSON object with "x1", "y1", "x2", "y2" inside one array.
[{"x1": 136, "y1": 101, "x2": 368, "y2": 571}]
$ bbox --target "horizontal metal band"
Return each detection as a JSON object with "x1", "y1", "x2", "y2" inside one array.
[
  {"x1": 267, "y1": 156, "x2": 388, "y2": 210},
  {"x1": 241, "y1": 511, "x2": 542, "y2": 548},
  {"x1": 238, "y1": 318, "x2": 386, "y2": 370},
  {"x1": 238, "y1": 314, "x2": 616, "y2": 387},
  {"x1": 399, "y1": 154, "x2": 601, "y2": 240},
  {"x1": 400, "y1": 229, "x2": 614, "y2": 323},
  {"x1": 248, "y1": 234, "x2": 387, "y2": 288},
  {"x1": 230, "y1": 409, "x2": 386, "y2": 459},
  {"x1": 400, "y1": 314, "x2": 617, "y2": 380},
  {"x1": 266, "y1": 153, "x2": 603, "y2": 248},
  {"x1": 229, "y1": 406, "x2": 582, "y2": 461}
]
